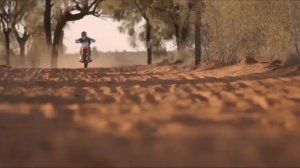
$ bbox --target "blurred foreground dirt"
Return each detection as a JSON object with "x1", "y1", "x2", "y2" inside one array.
[{"x1": 1, "y1": 62, "x2": 300, "y2": 167}]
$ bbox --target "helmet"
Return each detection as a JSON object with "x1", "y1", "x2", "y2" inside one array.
[{"x1": 81, "y1": 31, "x2": 87, "y2": 38}]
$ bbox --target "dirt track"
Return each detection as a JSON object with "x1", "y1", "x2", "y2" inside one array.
[{"x1": 1, "y1": 62, "x2": 300, "y2": 167}]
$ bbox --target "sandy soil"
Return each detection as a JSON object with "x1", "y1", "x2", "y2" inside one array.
[{"x1": 1, "y1": 62, "x2": 300, "y2": 167}]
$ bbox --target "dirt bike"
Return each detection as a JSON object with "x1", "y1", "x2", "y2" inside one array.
[{"x1": 80, "y1": 48, "x2": 92, "y2": 68}]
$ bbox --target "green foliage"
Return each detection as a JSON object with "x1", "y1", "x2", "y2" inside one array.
[{"x1": 102, "y1": 0, "x2": 173, "y2": 49}]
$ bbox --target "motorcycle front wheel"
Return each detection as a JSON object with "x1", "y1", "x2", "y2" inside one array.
[
  {"x1": 82, "y1": 54, "x2": 89, "y2": 68},
  {"x1": 84, "y1": 61, "x2": 88, "y2": 68}
]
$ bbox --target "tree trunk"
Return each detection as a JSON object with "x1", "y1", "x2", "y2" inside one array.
[
  {"x1": 44, "y1": 0, "x2": 52, "y2": 49},
  {"x1": 180, "y1": 7, "x2": 192, "y2": 51},
  {"x1": 289, "y1": 0, "x2": 300, "y2": 60},
  {"x1": 170, "y1": 12, "x2": 181, "y2": 52},
  {"x1": 174, "y1": 22, "x2": 180, "y2": 52},
  {"x1": 51, "y1": 18, "x2": 67, "y2": 68},
  {"x1": 14, "y1": 30, "x2": 29, "y2": 65},
  {"x1": 59, "y1": 30, "x2": 65, "y2": 53},
  {"x1": 135, "y1": 0, "x2": 152, "y2": 65},
  {"x1": 146, "y1": 21, "x2": 152, "y2": 65},
  {"x1": 20, "y1": 41, "x2": 26, "y2": 63},
  {"x1": 4, "y1": 31, "x2": 10, "y2": 66},
  {"x1": 195, "y1": 0, "x2": 203, "y2": 65}
]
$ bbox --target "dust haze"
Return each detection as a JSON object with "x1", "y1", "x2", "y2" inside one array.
[{"x1": 59, "y1": 51, "x2": 147, "y2": 68}]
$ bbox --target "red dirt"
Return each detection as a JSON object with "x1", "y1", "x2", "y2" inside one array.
[{"x1": 0, "y1": 62, "x2": 300, "y2": 167}]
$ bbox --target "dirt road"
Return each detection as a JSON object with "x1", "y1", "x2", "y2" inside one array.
[{"x1": 1, "y1": 62, "x2": 300, "y2": 167}]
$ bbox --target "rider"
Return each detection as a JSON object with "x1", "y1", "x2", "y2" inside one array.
[{"x1": 75, "y1": 31, "x2": 96, "y2": 62}]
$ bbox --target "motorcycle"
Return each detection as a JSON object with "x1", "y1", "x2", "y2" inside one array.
[{"x1": 80, "y1": 47, "x2": 92, "y2": 68}]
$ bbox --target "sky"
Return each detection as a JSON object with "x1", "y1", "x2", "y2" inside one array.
[
  {"x1": 64, "y1": 16, "x2": 144, "y2": 54},
  {"x1": 64, "y1": 16, "x2": 176, "y2": 54}
]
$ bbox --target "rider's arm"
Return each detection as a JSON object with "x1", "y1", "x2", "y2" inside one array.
[
  {"x1": 89, "y1": 38, "x2": 96, "y2": 43},
  {"x1": 75, "y1": 38, "x2": 82, "y2": 43}
]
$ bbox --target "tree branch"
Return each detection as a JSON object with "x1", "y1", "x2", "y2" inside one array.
[
  {"x1": 88, "y1": 0, "x2": 102, "y2": 9},
  {"x1": 65, "y1": 0, "x2": 104, "y2": 21},
  {"x1": 72, "y1": 0, "x2": 83, "y2": 10}
]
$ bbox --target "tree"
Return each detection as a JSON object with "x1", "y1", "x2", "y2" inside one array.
[
  {"x1": 194, "y1": 0, "x2": 204, "y2": 65},
  {"x1": 149, "y1": 0, "x2": 196, "y2": 52},
  {"x1": 13, "y1": 26, "x2": 30, "y2": 63},
  {"x1": 44, "y1": 0, "x2": 53, "y2": 49},
  {"x1": 103, "y1": 0, "x2": 176, "y2": 65},
  {"x1": 0, "y1": 6, "x2": 12, "y2": 66},
  {"x1": 135, "y1": 0, "x2": 153, "y2": 65},
  {"x1": 0, "y1": 0, "x2": 30, "y2": 66},
  {"x1": 12, "y1": 1, "x2": 36, "y2": 64},
  {"x1": 103, "y1": 0, "x2": 154, "y2": 64},
  {"x1": 51, "y1": 0, "x2": 104, "y2": 68}
]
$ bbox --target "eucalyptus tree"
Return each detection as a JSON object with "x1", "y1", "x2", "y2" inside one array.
[
  {"x1": 44, "y1": 0, "x2": 53, "y2": 49},
  {"x1": 103, "y1": 0, "x2": 175, "y2": 65},
  {"x1": 135, "y1": 0, "x2": 154, "y2": 64},
  {"x1": 0, "y1": 0, "x2": 12, "y2": 66},
  {"x1": 173, "y1": 0, "x2": 195, "y2": 52},
  {"x1": 103, "y1": 0, "x2": 152, "y2": 64},
  {"x1": 0, "y1": 1, "x2": 12, "y2": 66},
  {"x1": 12, "y1": 0, "x2": 37, "y2": 64},
  {"x1": 152, "y1": 0, "x2": 196, "y2": 51},
  {"x1": 13, "y1": 26, "x2": 30, "y2": 63},
  {"x1": 0, "y1": 0, "x2": 33, "y2": 66},
  {"x1": 194, "y1": 0, "x2": 204, "y2": 65}
]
